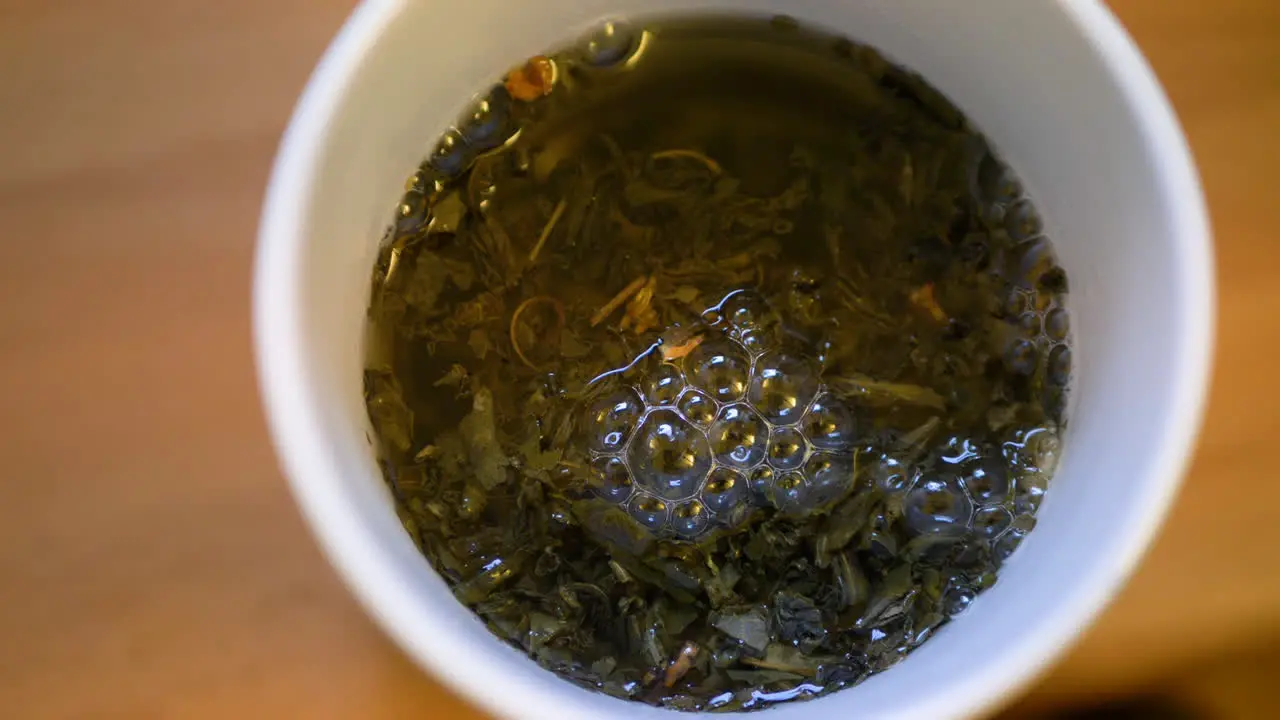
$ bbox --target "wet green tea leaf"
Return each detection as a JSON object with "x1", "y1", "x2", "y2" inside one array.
[
  {"x1": 711, "y1": 606, "x2": 771, "y2": 652},
  {"x1": 459, "y1": 387, "x2": 507, "y2": 490},
  {"x1": 361, "y1": 13, "x2": 1071, "y2": 714}
]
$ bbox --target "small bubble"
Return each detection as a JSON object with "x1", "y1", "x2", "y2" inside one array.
[
  {"x1": 1017, "y1": 312, "x2": 1041, "y2": 338},
  {"x1": 396, "y1": 191, "x2": 428, "y2": 233},
  {"x1": 1013, "y1": 470, "x2": 1048, "y2": 515},
  {"x1": 993, "y1": 528, "x2": 1026, "y2": 562},
  {"x1": 1005, "y1": 338, "x2": 1038, "y2": 375},
  {"x1": 429, "y1": 128, "x2": 471, "y2": 177},
  {"x1": 1048, "y1": 345, "x2": 1071, "y2": 386},
  {"x1": 773, "y1": 471, "x2": 809, "y2": 513},
  {"x1": 589, "y1": 456, "x2": 634, "y2": 504},
  {"x1": 703, "y1": 467, "x2": 747, "y2": 514},
  {"x1": 629, "y1": 494, "x2": 668, "y2": 532},
  {"x1": 802, "y1": 394, "x2": 856, "y2": 450},
  {"x1": 458, "y1": 85, "x2": 512, "y2": 151},
  {"x1": 686, "y1": 340, "x2": 750, "y2": 402},
  {"x1": 584, "y1": 388, "x2": 643, "y2": 453},
  {"x1": 748, "y1": 350, "x2": 820, "y2": 425},
  {"x1": 1005, "y1": 200, "x2": 1043, "y2": 241},
  {"x1": 1045, "y1": 308, "x2": 1069, "y2": 342},
  {"x1": 676, "y1": 389, "x2": 716, "y2": 427},
  {"x1": 904, "y1": 473, "x2": 973, "y2": 535},
  {"x1": 583, "y1": 22, "x2": 636, "y2": 67},
  {"x1": 768, "y1": 427, "x2": 807, "y2": 470},
  {"x1": 805, "y1": 453, "x2": 854, "y2": 506},
  {"x1": 709, "y1": 404, "x2": 768, "y2": 468},
  {"x1": 672, "y1": 500, "x2": 710, "y2": 538},
  {"x1": 1004, "y1": 290, "x2": 1030, "y2": 318},
  {"x1": 873, "y1": 454, "x2": 910, "y2": 493},
  {"x1": 943, "y1": 586, "x2": 976, "y2": 617},
  {"x1": 644, "y1": 363, "x2": 685, "y2": 404},
  {"x1": 739, "y1": 328, "x2": 770, "y2": 354},
  {"x1": 723, "y1": 292, "x2": 776, "y2": 332},
  {"x1": 959, "y1": 457, "x2": 1010, "y2": 504},
  {"x1": 972, "y1": 505, "x2": 1013, "y2": 538},
  {"x1": 1026, "y1": 428, "x2": 1062, "y2": 474},
  {"x1": 1012, "y1": 238, "x2": 1056, "y2": 292},
  {"x1": 749, "y1": 466, "x2": 774, "y2": 503}
]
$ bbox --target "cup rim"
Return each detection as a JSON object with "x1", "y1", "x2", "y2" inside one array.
[{"x1": 254, "y1": 1, "x2": 1214, "y2": 718}]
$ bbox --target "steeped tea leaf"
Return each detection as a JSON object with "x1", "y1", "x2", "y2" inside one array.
[
  {"x1": 362, "y1": 12, "x2": 1071, "y2": 714},
  {"x1": 459, "y1": 387, "x2": 507, "y2": 490},
  {"x1": 711, "y1": 606, "x2": 771, "y2": 652},
  {"x1": 772, "y1": 591, "x2": 827, "y2": 653}
]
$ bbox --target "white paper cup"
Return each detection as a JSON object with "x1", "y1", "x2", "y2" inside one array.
[{"x1": 254, "y1": 1, "x2": 1214, "y2": 718}]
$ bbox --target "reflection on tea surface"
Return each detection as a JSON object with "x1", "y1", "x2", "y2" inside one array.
[{"x1": 363, "y1": 14, "x2": 1070, "y2": 712}]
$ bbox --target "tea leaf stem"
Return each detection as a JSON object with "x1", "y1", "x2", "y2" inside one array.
[
  {"x1": 529, "y1": 198, "x2": 568, "y2": 263},
  {"x1": 510, "y1": 295, "x2": 566, "y2": 369},
  {"x1": 650, "y1": 149, "x2": 723, "y2": 175},
  {"x1": 591, "y1": 275, "x2": 648, "y2": 327}
]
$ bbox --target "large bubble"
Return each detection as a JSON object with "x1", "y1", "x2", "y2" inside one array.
[
  {"x1": 584, "y1": 387, "x2": 644, "y2": 453},
  {"x1": 709, "y1": 404, "x2": 769, "y2": 468},
  {"x1": 748, "y1": 350, "x2": 820, "y2": 425},
  {"x1": 904, "y1": 473, "x2": 974, "y2": 535},
  {"x1": 627, "y1": 409, "x2": 713, "y2": 501},
  {"x1": 686, "y1": 340, "x2": 751, "y2": 402}
]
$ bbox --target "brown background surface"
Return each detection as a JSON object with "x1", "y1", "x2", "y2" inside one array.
[{"x1": 1, "y1": 1, "x2": 1277, "y2": 718}]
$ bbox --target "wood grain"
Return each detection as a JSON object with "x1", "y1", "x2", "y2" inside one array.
[{"x1": 0, "y1": 1, "x2": 1277, "y2": 717}]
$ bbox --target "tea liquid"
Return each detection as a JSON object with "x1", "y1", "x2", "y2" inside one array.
[{"x1": 363, "y1": 14, "x2": 1069, "y2": 712}]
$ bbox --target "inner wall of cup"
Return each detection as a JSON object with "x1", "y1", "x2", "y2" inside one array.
[{"x1": 292, "y1": 1, "x2": 1195, "y2": 718}]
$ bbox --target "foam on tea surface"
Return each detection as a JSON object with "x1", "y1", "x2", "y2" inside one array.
[
  {"x1": 582, "y1": 290, "x2": 858, "y2": 539},
  {"x1": 363, "y1": 14, "x2": 1071, "y2": 712}
]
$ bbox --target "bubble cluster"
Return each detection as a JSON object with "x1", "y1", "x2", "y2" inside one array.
[
  {"x1": 399, "y1": 20, "x2": 655, "y2": 207},
  {"x1": 580, "y1": 292, "x2": 858, "y2": 539},
  {"x1": 876, "y1": 427, "x2": 1055, "y2": 561},
  {"x1": 1000, "y1": 286, "x2": 1070, "y2": 382},
  {"x1": 969, "y1": 141, "x2": 1072, "y2": 395}
]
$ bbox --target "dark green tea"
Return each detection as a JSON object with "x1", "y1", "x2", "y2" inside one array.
[{"x1": 363, "y1": 15, "x2": 1069, "y2": 712}]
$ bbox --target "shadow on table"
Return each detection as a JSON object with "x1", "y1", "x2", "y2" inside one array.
[{"x1": 996, "y1": 635, "x2": 1280, "y2": 720}]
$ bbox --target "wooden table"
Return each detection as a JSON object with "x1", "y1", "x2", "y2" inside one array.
[{"x1": 1, "y1": 1, "x2": 1276, "y2": 717}]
